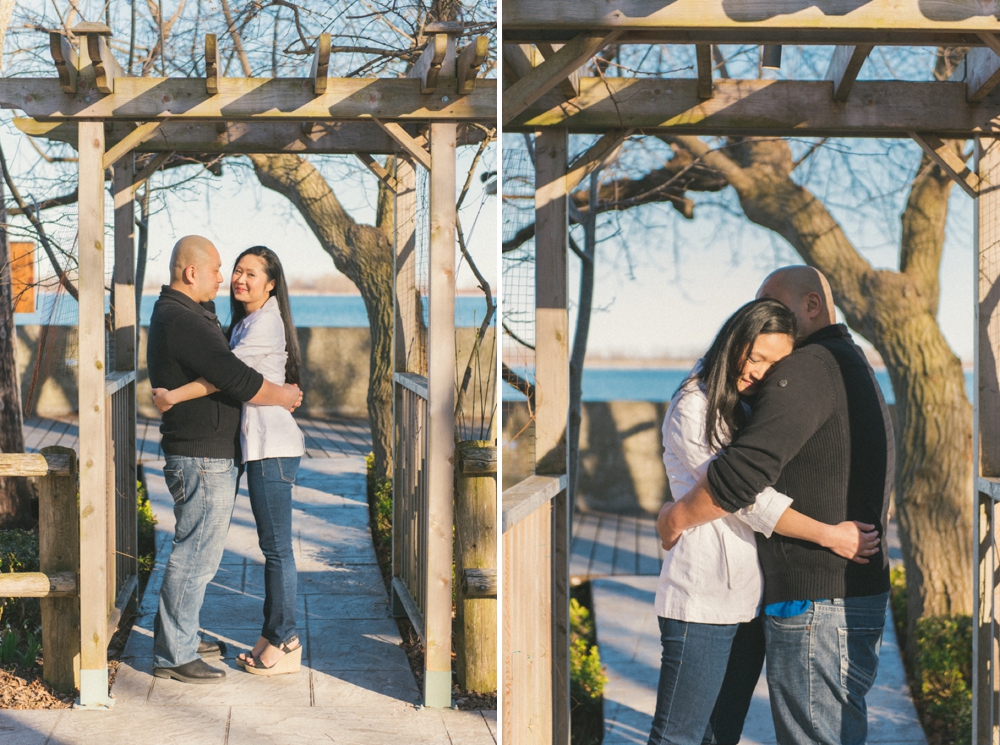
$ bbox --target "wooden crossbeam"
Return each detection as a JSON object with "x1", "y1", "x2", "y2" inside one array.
[
  {"x1": 132, "y1": 151, "x2": 173, "y2": 188},
  {"x1": 536, "y1": 43, "x2": 581, "y2": 100},
  {"x1": 565, "y1": 128, "x2": 633, "y2": 193},
  {"x1": 48, "y1": 33, "x2": 77, "y2": 94},
  {"x1": 0, "y1": 78, "x2": 495, "y2": 122},
  {"x1": 410, "y1": 33, "x2": 451, "y2": 94},
  {"x1": 373, "y1": 118, "x2": 432, "y2": 170},
  {"x1": 968, "y1": 33, "x2": 1000, "y2": 103},
  {"x1": 501, "y1": 44, "x2": 537, "y2": 86},
  {"x1": 910, "y1": 132, "x2": 980, "y2": 198},
  {"x1": 102, "y1": 121, "x2": 163, "y2": 168},
  {"x1": 502, "y1": 0, "x2": 1000, "y2": 45},
  {"x1": 205, "y1": 34, "x2": 220, "y2": 95},
  {"x1": 15, "y1": 118, "x2": 483, "y2": 155},
  {"x1": 826, "y1": 44, "x2": 872, "y2": 101},
  {"x1": 502, "y1": 31, "x2": 620, "y2": 127},
  {"x1": 508, "y1": 78, "x2": 1000, "y2": 137},
  {"x1": 311, "y1": 32, "x2": 331, "y2": 95},
  {"x1": 457, "y1": 36, "x2": 490, "y2": 95},
  {"x1": 695, "y1": 44, "x2": 713, "y2": 100},
  {"x1": 355, "y1": 153, "x2": 399, "y2": 192}
]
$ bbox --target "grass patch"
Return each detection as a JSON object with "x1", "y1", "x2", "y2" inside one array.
[
  {"x1": 891, "y1": 566, "x2": 972, "y2": 745},
  {"x1": 570, "y1": 581, "x2": 607, "y2": 745}
]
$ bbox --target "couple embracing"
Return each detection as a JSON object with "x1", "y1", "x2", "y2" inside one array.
[
  {"x1": 649, "y1": 266, "x2": 894, "y2": 745},
  {"x1": 146, "y1": 235, "x2": 307, "y2": 684}
]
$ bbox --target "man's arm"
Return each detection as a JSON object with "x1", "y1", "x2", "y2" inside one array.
[{"x1": 251, "y1": 380, "x2": 302, "y2": 409}]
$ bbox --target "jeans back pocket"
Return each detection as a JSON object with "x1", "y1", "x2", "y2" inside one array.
[
  {"x1": 838, "y1": 625, "x2": 884, "y2": 698},
  {"x1": 163, "y1": 467, "x2": 187, "y2": 506}
]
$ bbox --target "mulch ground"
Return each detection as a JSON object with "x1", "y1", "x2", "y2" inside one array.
[{"x1": 0, "y1": 666, "x2": 74, "y2": 709}]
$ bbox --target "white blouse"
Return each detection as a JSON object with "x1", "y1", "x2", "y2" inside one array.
[
  {"x1": 654, "y1": 375, "x2": 793, "y2": 624},
  {"x1": 229, "y1": 296, "x2": 305, "y2": 463}
]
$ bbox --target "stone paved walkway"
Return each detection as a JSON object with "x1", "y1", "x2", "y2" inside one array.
[
  {"x1": 2, "y1": 454, "x2": 495, "y2": 745},
  {"x1": 593, "y1": 575, "x2": 926, "y2": 745}
]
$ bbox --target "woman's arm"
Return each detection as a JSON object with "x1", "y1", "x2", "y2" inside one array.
[
  {"x1": 151, "y1": 378, "x2": 218, "y2": 413},
  {"x1": 773, "y1": 508, "x2": 880, "y2": 564}
]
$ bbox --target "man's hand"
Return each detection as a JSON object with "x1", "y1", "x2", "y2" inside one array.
[
  {"x1": 657, "y1": 501, "x2": 682, "y2": 551},
  {"x1": 283, "y1": 383, "x2": 303, "y2": 413},
  {"x1": 823, "y1": 520, "x2": 879, "y2": 564},
  {"x1": 151, "y1": 388, "x2": 174, "y2": 413}
]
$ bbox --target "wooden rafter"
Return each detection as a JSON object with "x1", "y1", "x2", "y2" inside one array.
[
  {"x1": 102, "y1": 121, "x2": 163, "y2": 169},
  {"x1": 967, "y1": 34, "x2": 1000, "y2": 102},
  {"x1": 501, "y1": 0, "x2": 1000, "y2": 45},
  {"x1": 0, "y1": 78, "x2": 495, "y2": 122},
  {"x1": 132, "y1": 151, "x2": 173, "y2": 188},
  {"x1": 536, "y1": 43, "x2": 581, "y2": 100},
  {"x1": 910, "y1": 132, "x2": 980, "y2": 198},
  {"x1": 373, "y1": 118, "x2": 432, "y2": 170},
  {"x1": 826, "y1": 44, "x2": 872, "y2": 102},
  {"x1": 565, "y1": 128, "x2": 633, "y2": 193},
  {"x1": 410, "y1": 33, "x2": 451, "y2": 94},
  {"x1": 502, "y1": 31, "x2": 620, "y2": 127},
  {"x1": 457, "y1": 36, "x2": 489, "y2": 95},
  {"x1": 48, "y1": 33, "x2": 77, "y2": 94},
  {"x1": 355, "y1": 152, "x2": 399, "y2": 192},
  {"x1": 205, "y1": 34, "x2": 220, "y2": 95},
  {"x1": 508, "y1": 78, "x2": 1000, "y2": 137},
  {"x1": 77, "y1": 24, "x2": 120, "y2": 95},
  {"x1": 502, "y1": 44, "x2": 536, "y2": 86},
  {"x1": 695, "y1": 44, "x2": 713, "y2": 100},
  {"x1": 311, "y1": 32, "x2": 331, "y2": 95}
]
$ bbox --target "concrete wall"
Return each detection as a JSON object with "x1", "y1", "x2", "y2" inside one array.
[{"x1": 16, "y1": 325, "x2": 495, "y2": 422}]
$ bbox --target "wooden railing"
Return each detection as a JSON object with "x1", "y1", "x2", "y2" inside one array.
[
  {"x1": 392, "y1": 372, "x2": 429, "y2": 636},
  {"x1": 105, "y1": 370, "x2": 138, "y2": 632},
  {"x1": 502, "y1": 473, "x2": 567, "y2": 745},
  {"x1": 0, "y1": 447, "x2": 80, "y2": 692}
]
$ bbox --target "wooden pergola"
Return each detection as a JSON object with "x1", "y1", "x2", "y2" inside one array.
[
  {"x1": 0, "y1": 21, "x2": 495, "y2": 710},
  {"x1": 500, "y1": 3, "x2": 1000, "y2": 743}
]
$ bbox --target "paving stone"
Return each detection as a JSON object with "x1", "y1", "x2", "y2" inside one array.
[
  {"x1": 197, "y1": 589, "x2": 307, "y2": 630},
  {"x1": 302, "y1": 593, "x2": 390, "y2": 620},
  {"x1": 310, "y1": 668, "x2": 420, "y2": 708},
  {"x1": 146, "y1": 658, "x2": 311, "y2": 707},
  {"x1": 111, "y1": 661, "x2": 155, "y2": 705},
  {"x1": 205, "y1": 563, "x2": 246, "y2": 595},
  {"x1": 275, "y1": 564, "x2": 386, "y2": 597},
  {"x1": 48, "y1": 705, "x2": 230, "y2": 745},
  {"x1": 307, "y1": 619, "x2": 411, "y2": 671},
  {"x1": 439, "y1": 709, "x2": 497, "y2": 744},
  {"x1": 227, "y1": 707, "x2": 450, "y2": 745},
  {"x1": 0, "y1": 710, "x2": 65, "y2": 745}
]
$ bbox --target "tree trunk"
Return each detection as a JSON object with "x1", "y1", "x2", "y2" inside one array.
[
  {"x1": 248, "y1": 153, "x2": 395, "y2": 482},
  {"x1": 677, "y1": 136, "x2": 972, "y2": 650},
  {"x1": 0, "y1": 175, "x2": 31, "y2": 527}
]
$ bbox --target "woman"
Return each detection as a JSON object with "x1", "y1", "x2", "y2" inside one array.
[
  {"x1": 152, "y1": 245, "x2": 306, "y2": 677},
  {"x1": 647, "y1": 298, "x2": 879, "y2": 745}
]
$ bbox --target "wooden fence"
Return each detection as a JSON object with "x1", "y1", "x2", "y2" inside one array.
[{"x1": 502, "y1": 473, "x2": 567, "y2": 744}]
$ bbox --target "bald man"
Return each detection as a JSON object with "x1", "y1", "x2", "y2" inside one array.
[
  {"x1": 147, "y1": 236, "x2": 302, "y2": 684},
  {"x1": 657, "y1": 266, "x2": 894, "y2": 745}
]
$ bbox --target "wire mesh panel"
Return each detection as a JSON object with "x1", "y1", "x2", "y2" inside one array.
[
  {"x1": 393, "y1": 375, "x2": 428, "y2": 634},
  {"x1": 396, "y1": 161, "x2": 430, "y2": 377},
  {"x1": 502, "y1": 146, "x2": 537, "y2": 489},
  {"x1": 107, "y1": 378, "x2": 137, "y2": 609}
]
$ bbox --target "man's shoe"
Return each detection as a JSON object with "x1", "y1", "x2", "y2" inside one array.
[
  {"x1": 197, "y1": 639, "x2": 227, "y2": 660},
  {"x1": 153, "y1": 658, "x2": 226, "y2": 684}
]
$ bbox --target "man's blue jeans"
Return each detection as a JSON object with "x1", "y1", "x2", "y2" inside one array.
[
  {"x1": 245, "y1": 457, "x2": 300, "y2": 646},
  {"x1": 153, "y1": 456, "x2": 238, "y2": 669},
  {"x1": 763, "y1": 592, "x2": 889, "y2": 745},
  {"x1": 647, "y1": 617, "x2": 740, "y2": 745}
]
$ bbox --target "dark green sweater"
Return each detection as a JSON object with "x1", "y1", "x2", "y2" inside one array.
[
  {"x1": 146, "y1": 287, "x2": 264, "y2": 460},
  {"x1": 707, "y1": 324, "x2": 894, "y2": 604}
]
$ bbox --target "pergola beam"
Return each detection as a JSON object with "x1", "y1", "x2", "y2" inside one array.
[
  {"x1": 311, "y1": 33, "x2": 331, "y2": 95},
  {"x1": 205, "y1": 34, "x2": 220, "y2": 95},
  {"x1": 48, "y1": 33, "x2": 77, "y2": 94},
  {"x1": 565, "y1": 127, "x2": 632, "y2": 193},
  {"x1": 373, "y1": 118, "x2": 432, "y2": 170},
  {"x1": 508, "y1": 78, "x2": 1000, "y2": 137},
  {"x1": 410, "y1": 33, "x2": 451, "y2": 94},
  {"x1": 536, "y1": 43, "x2": 581, "y2": 100},
  {"x1": 354, "y1": 152, "x2": 399, "y2": 192},
  {"x1": 826, "y1": 44, "x2": 872, "y2": 102},
  {"x1": 502, "y1": 31, "x2": 620, "y2": 127},
  {"x1": 910, "y1": 132, "x2": 980, "y2": 198},
  {"x1": 967, "y1": 34, "x2": 1000, "y2": 102},
  {"x1": 457, "y1": 36, "x2": 490, "y2": 95},
  {"x1": 0, "y1": 78, "x2": 496, "y2": 122},
  {"x1": 101, "y1": 121, "x2": 163, "y2": 169},
  {"x1": 502, "y1": 0, "x2": 1000, "y2": 45},
  {"x1": 695, "y1": 44, "x2": 713, "y2": 100}
]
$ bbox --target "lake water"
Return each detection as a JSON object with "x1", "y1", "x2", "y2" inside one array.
[
  {"x1": 15, "y1": 293, "x2": 494, "y2": 329},
  {"x1": 505, "y1": 367, "x2": 975, "y2": 406}
]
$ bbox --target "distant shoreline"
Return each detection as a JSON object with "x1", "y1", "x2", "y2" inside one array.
[{"x1": 584, "y1": 356, "x2": 975, "y2": 371}]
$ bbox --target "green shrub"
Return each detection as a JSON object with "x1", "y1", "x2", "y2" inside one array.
[
  {"x1": 365, "y1": 453, "x2": 392, "y2": 552},
  {"x1": 137, "y1": 480, "x2": 157, "y2": 576},
  {"x1": 0, "y1": 529, "x2": 41, "y2": 636},
  {"x1": 891, "y1": 565, "x2": 972, "y2": 745},
  {"x1": 569, "y1": 598, "x2": 606, "y2": 702}
]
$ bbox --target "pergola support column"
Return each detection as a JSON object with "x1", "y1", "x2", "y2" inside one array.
[
  {"x1": 77, "y1": 119, "x2": 112, "y2": 709},
  {"x1": 424, "y1": 121, "x2": 456, "y2": 709},
  {"x1": 534, "y1": 127, "x2": 571, "y2": 745}
]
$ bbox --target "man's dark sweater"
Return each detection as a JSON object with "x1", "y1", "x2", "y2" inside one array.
[
  {"x1": 706, "y1": 324, "x2": 894, "y2": 605},
  {"x1": 147, "y1": 286, "x2": 264, "y2": 460}
]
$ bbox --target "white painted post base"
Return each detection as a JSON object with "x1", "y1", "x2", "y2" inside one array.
[
  {"x1": 75, "y1": 667, "x2": 114, "y2": 709},
  {"x1": 423, "y1": 669, "x2": 452, "y2": 709}
]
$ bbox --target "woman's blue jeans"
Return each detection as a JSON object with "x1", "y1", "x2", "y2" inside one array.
[
  {"x1": 647, "y1": 617, "x2": 740, "y2": 745},
  {"x1": 245, "y1": 456, "x2": 300, "y2": 646}
]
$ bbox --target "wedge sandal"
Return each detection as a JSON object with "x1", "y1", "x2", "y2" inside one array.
[{"x1": 237, "y1": 637, "x2": 302, "y2": 676}]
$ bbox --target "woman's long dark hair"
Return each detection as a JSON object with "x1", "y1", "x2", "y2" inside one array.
[
  {"x1": 685, "y1": 298, "x2": 796, "y2": 450},
  {"x1": 229, "y1": 245, "x2": 302, "y2": 385}
]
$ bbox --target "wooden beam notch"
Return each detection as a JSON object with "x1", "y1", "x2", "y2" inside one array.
[
  {"x1": 457, "y1": 36, "x2": 489, "y2": 95},
  {"x1": 311, "y1": 33, "x2": 331, "y2": 95},
  {"x1": 205, "y1": 34, "x2": 220, "y2": 95},
  {"x1": 73, "y1": 23, "x2": 121, "y2": 94},
  {"x1": 826, "y1": 44, "x2": 873, "y2": 102},
  {"x1": 411, "y1": 33, "x2": 451, "y2": 94},
  {"x1": 49, "y1": 33, "x2": 78, "y2": 94},
  {"x1": 910, "y1": 132, "x2": 980, "y2": 197}
]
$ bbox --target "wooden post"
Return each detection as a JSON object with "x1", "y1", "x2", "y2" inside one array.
[
  {"x1": 454, "y1": 441, "x2": 497, "y2": 693},
  {"x1": 535, "y1": 128, "x2": 571, "y2": 745},
  {"x1": 77, "y1": 119, "x2": 112, "y2": 709},
  {"x1": 39, "y1": 445, "x2": 79, "y2": 692},
  {"x1": 392, "y1": 156, "x2": 417, "y2": 620},
  {"x1": 425, "y1": 114, "x2": 457, "y2": 709}
]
